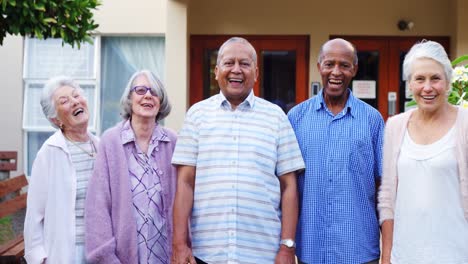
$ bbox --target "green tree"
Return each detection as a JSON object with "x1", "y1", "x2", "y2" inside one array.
[{"x1": 0, "y1": 0, "x2": 100, "y2": 47}]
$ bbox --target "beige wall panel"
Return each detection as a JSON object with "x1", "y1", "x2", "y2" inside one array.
[
  {"x1": 189, "y1": 0, "x2": 453, "y2": 83},
  {"x1": 0, "y1": 36, "x2": 24, "y2": 175},
  {"x1": 165, "y1": 0, "x2": 188, "y2": 131},
  {"x1": 455, "y1": 0, "x2": 468, "y2": 57},
  {"x1": 95, "y1": 0, "x2": 166, "y2": 34}
]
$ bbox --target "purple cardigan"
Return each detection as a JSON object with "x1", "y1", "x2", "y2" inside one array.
[{"x1": 85, "y1": 121, "x2": 177, "y2": 264}]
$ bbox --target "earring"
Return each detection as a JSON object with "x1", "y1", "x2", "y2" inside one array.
[{"x1": 59, "y1": 123, "x2": 64, "y2": 130}]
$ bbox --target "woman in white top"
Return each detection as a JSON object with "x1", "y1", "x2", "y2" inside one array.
[
  {"x1": 378, "y1": 40, "x2": 468, "y2": 264},
  {"x1": 24, "y1": 76, "x2": 99, "y2": 264}
]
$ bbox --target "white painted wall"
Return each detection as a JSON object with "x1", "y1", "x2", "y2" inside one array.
[
  {"x1": 94, "y1": 0, "x2": 166, "y2": 34},
  {"x1": 1, "y1": 0, "x2": 467, "y2": 175},
  {"x1": 0, "y1": 36, "x2": 24, "y2": 175}
]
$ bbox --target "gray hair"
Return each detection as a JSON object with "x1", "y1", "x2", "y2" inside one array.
[
  {"x1": 317, "y1": 38, "x2": 358, "y2": 65},
  {"x1": 120, "y1": 70, "x2": 171, "y2": 122},
  {"x1": 216, "y1": 37, "x2": 257, "y2": 65},
  {"x1": 40, "y1": 76, "x2": 83, "y2": 129},
  {"x1": 402, "y1": 40, "x2": 452, "y2": 82}
]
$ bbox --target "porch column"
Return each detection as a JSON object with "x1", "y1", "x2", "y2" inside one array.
[
  {"x1": 165, "y1": 0, "x2": 189, "y2": 131},
  {"x1": 453, "y1": 0, "x2": 468, "y2": 57}
]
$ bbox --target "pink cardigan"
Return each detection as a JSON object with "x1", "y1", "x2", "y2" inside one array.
[{"x1": 378, "y1": 107, "x2": 468, "y2": 225}]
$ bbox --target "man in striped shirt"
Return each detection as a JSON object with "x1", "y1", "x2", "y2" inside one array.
[
  {"x1": 171, "y1": 37, "x2": 305, "y2": 264},
  {"x1": 288, "y1": 38, "x2": 384, "y2": 264}
]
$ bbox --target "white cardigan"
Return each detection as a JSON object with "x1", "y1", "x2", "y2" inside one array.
[
  {"x1": 378, "y1": 107, "x2": 468, "y2": 225},
  {"x1": 24, "y1": 130, "x2": 99, "y2": 264}
]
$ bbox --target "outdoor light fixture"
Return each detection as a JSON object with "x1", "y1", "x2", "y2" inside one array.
[{"x1": 397, "y1": 20, "x2": 414, "y2": 31}]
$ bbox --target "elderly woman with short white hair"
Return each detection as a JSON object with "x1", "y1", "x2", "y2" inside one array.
[
  {"x1": 85, "y1": 70, "x2": 177, "y2": 264},
  {"x1": 378, "y1": 41, "x2": 468, "y2": 264},
  {"x1": 24, "y1": 76, "x2": 99, "y2": 264}
]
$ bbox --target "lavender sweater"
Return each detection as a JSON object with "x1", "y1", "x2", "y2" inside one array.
[{"x1": 85, "y1": 121, "x2": 177, "y2": 264}]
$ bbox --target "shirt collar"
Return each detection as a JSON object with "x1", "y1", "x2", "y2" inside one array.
[
  {"x1": 121, "y1": 119, "x2": 171, "y2": 145},
  {"x1": 315, "y1": 88, "x2": 357, "y2": 118},
  {"x1": 217, "y1": 89, "x2": 255, "y2": 110}
]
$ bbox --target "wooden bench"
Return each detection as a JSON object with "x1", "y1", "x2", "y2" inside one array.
[{"x1": 0, "y1": 151, "x2": 27, "y2": 264}]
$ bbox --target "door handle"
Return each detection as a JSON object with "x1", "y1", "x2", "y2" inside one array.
[{"x1": 388, "y1": 92, "x2": 397, "y2": 116}]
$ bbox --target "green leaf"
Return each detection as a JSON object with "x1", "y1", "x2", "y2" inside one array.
[
  {"x1": 43, "y1": 18, "x2": 57, "y2": 24},
  {"x1": 2, "y1": 0, "x2": 7, "y2": 11},
  {"x1": 51, "y1": 27, "x2": 56, "y2": 37},
  {"x1": 84, "y1": 35, "x2": 94, "y2": 44},
  {"x1": 452, "y1": 55, "x2": 468, "y2": 67},
  {"x1": 8, "y1": 0, "x2": 15, "y2": 7},
  {"x1": 405, "y1": 100, "x2": 417, "y2": 107},
  {"x1": 34, "y1": 3, "x2": 45, "y2": 11},
  {"x1": 66, "y1": 23, "x2": 78, "y2": 32},
  {"x1": 34, "y1": 28, "x2": 43, "y2": 39}
]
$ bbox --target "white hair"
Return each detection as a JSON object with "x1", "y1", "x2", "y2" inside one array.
[
  {"x1": 402, "y1": 40, "x2": 452, "y2": 82},
  {"x1": 40, "y1": 76, "x2": 83, "y2": 129},
  {"x1": 120, "y1": 70, "x2": 172, "y2": 122}
]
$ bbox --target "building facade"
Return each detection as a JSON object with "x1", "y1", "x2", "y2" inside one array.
[{"x1": 1, "y1": 0, "x2": 467, "y2": 175}]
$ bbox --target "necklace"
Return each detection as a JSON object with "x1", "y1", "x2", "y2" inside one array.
[{"x1": 63, "y1": 134, "x2": 96, "y2": 157}]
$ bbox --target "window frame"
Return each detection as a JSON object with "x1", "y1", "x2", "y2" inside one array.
[{"x1": 22, "y1": 36, "x2": 101, "y2": 174}]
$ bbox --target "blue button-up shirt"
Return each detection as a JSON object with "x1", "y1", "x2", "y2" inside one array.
[{"x1": 288, "y1": 90, "x2": 384, "y2": 264}]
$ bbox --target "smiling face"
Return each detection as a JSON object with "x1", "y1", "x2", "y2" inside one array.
[
  {"x1": 215, "y1": 41, "x2": 258, "y2": 107},
  {"x1": 130, "y1": 74, "x2": 160, "y2": 120},
  {"x1": 318, "y1": 39, "x2": 357, "y2": 102},
  {"x1": 52, "y1": 85, "x2": 89, "y2": 130},
  {"x1": 409, "y1": 58, "x2": 450, "y2": 113}
]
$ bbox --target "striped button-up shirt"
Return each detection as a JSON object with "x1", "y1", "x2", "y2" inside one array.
[
  {"x1": 172, "y1": 91, "x2": 305, "y2": 264},
  {"x1": 288, "y1": 90, "x2": 384, "y2": 264}
]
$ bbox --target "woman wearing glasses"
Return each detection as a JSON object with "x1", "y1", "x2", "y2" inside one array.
[{"x1": 85, "y1": 70, "x2": 177, "y2": 264}]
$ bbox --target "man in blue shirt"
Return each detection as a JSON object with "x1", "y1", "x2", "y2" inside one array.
[{"x1": 288, "y1": 38, "x2": 384, "y2": 264}]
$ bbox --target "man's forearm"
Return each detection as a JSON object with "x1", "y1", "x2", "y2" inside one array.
[{"x1": 279, "y1": 172, "x2": 298, "y2": 240}]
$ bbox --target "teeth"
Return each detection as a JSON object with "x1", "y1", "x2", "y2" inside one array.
[
  {"x1": 229, "y1": 78, "x2": 243, "y2": 83},
  {"x1": 73, "y1": 108, "x2": 84, "y2": 116},
  {"x1": 422, "y1": 95, "x2": 436, "y2": 100},
  {"x1": 329, "y1": 80, "x2": 343, "y2": 84}
]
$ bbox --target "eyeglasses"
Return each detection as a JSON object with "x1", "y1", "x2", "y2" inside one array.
[{"x1": 132, "y1": 86, "x2": 158, "y2": 96}]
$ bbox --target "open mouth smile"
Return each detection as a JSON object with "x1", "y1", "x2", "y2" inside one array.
[{"x1": 72, "y1": 108, "x2": 84, "y2": 116}]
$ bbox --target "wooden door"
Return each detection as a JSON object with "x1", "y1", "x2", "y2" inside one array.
[
  {"x1": 332, "y1": 36, "x2": 450, "y2": 120},
  {"x1": 190, "y1": 35, "x2": 309, "y2": 112}
]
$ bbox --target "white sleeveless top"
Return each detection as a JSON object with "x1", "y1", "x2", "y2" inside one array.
[{"x1": 392, "y1": 126, "x2": 468, "y2": 263}]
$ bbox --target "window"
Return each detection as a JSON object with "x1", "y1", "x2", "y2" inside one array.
[
  {"x1": 22, "y1": 36, "x2": 165, "y2": 174},
  {"x1": 23, "y1": 37, "x2": 99, "y2": 174},
  {"x1": 99, "y1": 37, "x2": 165, "y2": 131}
]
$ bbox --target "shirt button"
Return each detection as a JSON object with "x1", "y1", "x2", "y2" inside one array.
[{"x1": 155, "y1": 147, "x2": 159, "y2": 152}]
